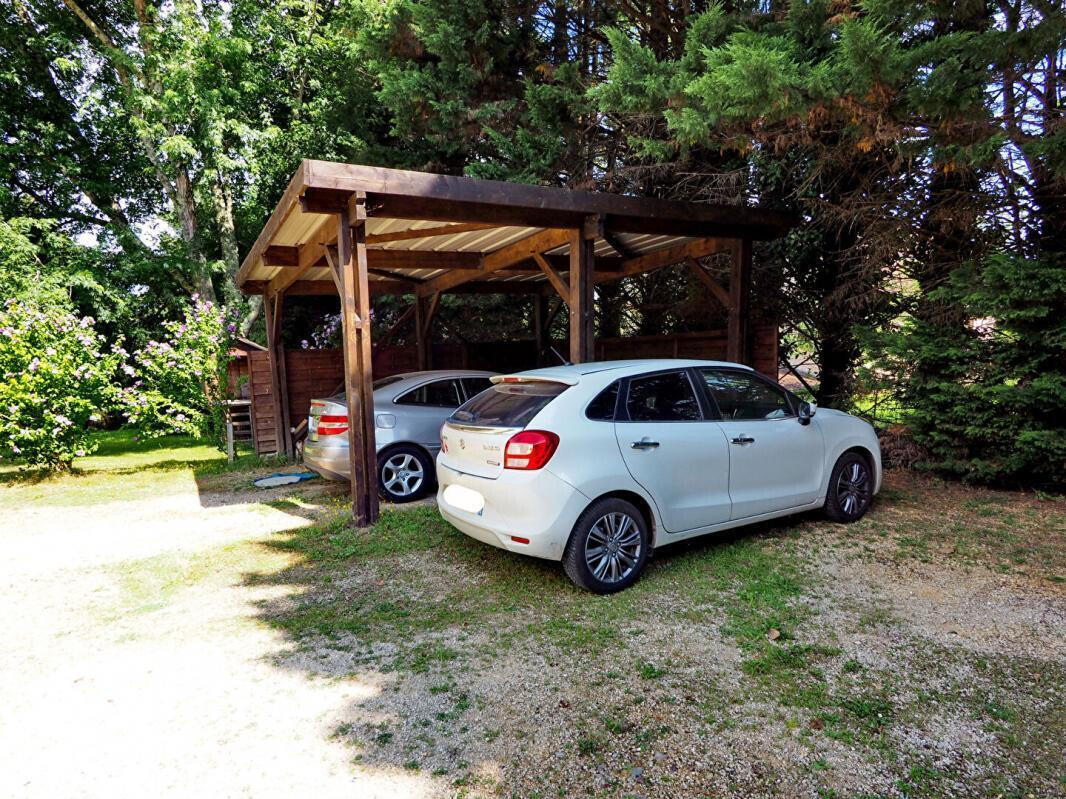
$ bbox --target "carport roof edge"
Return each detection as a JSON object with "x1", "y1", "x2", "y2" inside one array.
[{"x1": 236, "y1": 159, "x2": 794, "y2": 292}]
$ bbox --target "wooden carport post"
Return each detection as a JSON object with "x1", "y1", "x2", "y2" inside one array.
[
  {"x1": 262, "y1": 291, "x2": 292, "y2": 459},
  {"x1": 336, "y1": 192, "x2": 379, "y2": 526},
  {"x1": 727, "y1": 238, "x2": 753, "y2": 365},
  {"x1": 568, "y1": 216, "x2": 599, "y2": 363}
]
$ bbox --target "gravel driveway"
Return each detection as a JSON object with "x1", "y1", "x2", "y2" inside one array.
[{"x1": 2, "y1": 466, "x2": 1063, "y2": 798}]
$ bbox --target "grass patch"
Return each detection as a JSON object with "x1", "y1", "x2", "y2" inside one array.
[{"x1": 0, "y1": 428, "x2": 276, "y2": 508}]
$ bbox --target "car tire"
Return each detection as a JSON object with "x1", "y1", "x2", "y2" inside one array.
[
  {"x1": 563, "y1": 498, "x2": 650, "y2": 594},
  {"x1": 823, "y1": 451, "x2": 873, "y2": 523},
  {"x1": 377, "y1": 444, "x2": 434, "y2": 503}
]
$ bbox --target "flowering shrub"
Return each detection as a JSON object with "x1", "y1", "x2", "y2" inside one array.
[
  {"x1": 0, "y1": 300, "x2": 119, "y2": 469},
  {"x1": 118, "y1": 297, "x2": 236, "y2": 442}
]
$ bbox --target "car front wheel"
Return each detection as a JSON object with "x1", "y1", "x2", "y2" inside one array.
[
  {"x1": 823, "y1": 452, "x2": 873, "y2": 522},
  {"x1": 377, "y1": 445, "x2": 434, "y2": 503},
  {"x1": 563, "y1": 498, "x2": 649, "y2": 594}
]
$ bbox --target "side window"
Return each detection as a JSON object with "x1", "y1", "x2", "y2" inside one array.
[
  {"x1": 396, "y1": 379, "x2": 462, "y2": 408},
  {"x1": 586, "y1": 381, "x2": 620, "y2": 421},
  {"x1": 460, "y1": 377, "x2": 493, "y2": 400},
  {"x1": 699, "y1": 369, "x2": 793, "y2": 420},
  {"x1": 625, "y1": 372, "x2": 702, "y2": 422}
]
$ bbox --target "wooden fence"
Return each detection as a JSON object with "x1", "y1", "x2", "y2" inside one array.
[{"x1": 247, "y1": 324, "x2": 778, "y2": 456}]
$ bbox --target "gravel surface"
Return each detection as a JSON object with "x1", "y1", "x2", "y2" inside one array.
[{"x1": 2, "y1": 469, "x2": 1063, "y2": 798}]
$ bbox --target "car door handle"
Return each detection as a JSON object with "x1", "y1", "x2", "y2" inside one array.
[
  {"x1": 731, "y1": 435, "x2": 755, "y2": 445},
  {"x1": 631, "y1": 438, "x2": 660, "y2": 450}
]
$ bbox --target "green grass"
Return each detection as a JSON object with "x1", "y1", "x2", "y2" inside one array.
[{"x1": 0, "y1": 428, "x2": 278, "y2": 508}]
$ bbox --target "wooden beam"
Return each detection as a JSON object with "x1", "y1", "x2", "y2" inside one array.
[
  {"x1": 532, "y1": 252, "x2": 570, "y2": 306},
  {"x1": 236, "y1": 162, "x2": 308, "y2": 286},
  {"x1": 417, "y1": 227, "x2": 571, "y2": 296},
  {"x1": 569, "y1": 226, "x2": 595, "y2": 363},
  {"x1": 266, "y1": 216, "x2": 333, "y2": 297},
  {"x1": 262, "y1": 245, "x2": 299, "y2": 267},
  {"x1": 365, "y1": 222, "x2": 499, "y2": 244},
  {"x1": 373, "y1": 302, "x2": 417, "y2": 356},
  {"x1": 337, "y1": 194, "x2": 379, "y2": 526},
  {"x1": 603, "y1": 231, "x2": 636, "y2": 259},
  {"x1": 595, "y1": 237, "x2": 729, "y2": 284},
  {"x1": 685, "y1": 257, "x2": 732, "y2": 311},
  {"x1": 244, "y1": 278, "x2": 550, "y2": 297},
  {"x1": 302, "y1": 160, "x2": 794, "y2": 239},
  {"x1": 300, "y1": 187, "x2": 354, "y2": 214},
  {"x1": 727, "y1": 239, "x2": 752, "y2": 365}
]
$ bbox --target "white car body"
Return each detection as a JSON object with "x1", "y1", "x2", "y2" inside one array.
[{"x1": 436, "y1": 359, "x2": 881, "y2": 567}]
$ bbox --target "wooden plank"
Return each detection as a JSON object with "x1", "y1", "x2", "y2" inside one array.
[
  {"x1": 532, "y1": 252, "x2": 570, "y2": 305},
  {"x1": 685, "y1": 257, "x2": 732, "y2": 311},
  {"x1": 569, "y1": 226, "x2": 595, "y2": 363},
  {"x1": 366, "y1": 222, "x2": 500, "y2": 244},
  {"x1": 727, "y1": 239, "x2": 753, "y2": 365},
  {"x1": 418, "y1": 227, "x2": 572, "y2": 296},
  {"x1": 262, "y1": 245, "x2": 299, "y2": 266},
  {"x1": 262, "y1": 291, "x2": 290, "y2": 460}
]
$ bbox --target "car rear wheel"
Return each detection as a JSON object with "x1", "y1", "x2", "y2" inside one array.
[
  {"x1": 563, "y1": 498, "x2": 649, "y2": 594},
  {"x1": 378, "y1": 445, "x2": 433, "y2": 503},
  {"x1": 823, "y1": 452, "x2": 873, "y2": 522}
]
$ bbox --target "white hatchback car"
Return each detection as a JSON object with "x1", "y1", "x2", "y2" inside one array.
[{"x1": 436, "y1": 359, "x2": 881, "y2": 593}]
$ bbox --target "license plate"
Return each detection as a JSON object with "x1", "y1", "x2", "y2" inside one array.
[{"x1": 443, "y1": 483, "x2": 485, "y2": 515}]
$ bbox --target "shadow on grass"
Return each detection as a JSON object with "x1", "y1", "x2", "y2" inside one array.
[{"x1": 236, "y1": 501, "x2": 816, "y2": 782}]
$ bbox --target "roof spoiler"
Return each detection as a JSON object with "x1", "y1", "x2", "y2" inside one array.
[{"x1": 490, "y1": 374, "x2": 580, "y2": 386}]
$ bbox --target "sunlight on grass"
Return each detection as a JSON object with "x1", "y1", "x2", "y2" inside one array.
[{"x1": 0, "y1": 429, "x2": 278, "y2": 509}]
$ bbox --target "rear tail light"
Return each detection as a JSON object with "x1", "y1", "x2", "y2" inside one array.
[
  {"x1": 504, "y1": 430, "x2": 559, "y2": 470},
  {"x1": 317, "y1": 414, "x2": 349, "y2": 436}
]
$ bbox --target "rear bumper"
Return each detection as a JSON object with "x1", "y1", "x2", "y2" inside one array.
[
  {"x1": 435, "y1": 461, "x2": 589, "y2": 561},
  {"x1": 304, "y1": 443, "x2": 350, "y2": 482}
]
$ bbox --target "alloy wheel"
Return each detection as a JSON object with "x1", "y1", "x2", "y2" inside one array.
[
  {"x1": 382, "y1": 453, "x2": 424, "y2": 498},
  {"x1": 836, "y1": 461, "x2": 870, "y2": 516},
  {"x1": 584, "y1": 512, "x2": 642, "y2": 584}
]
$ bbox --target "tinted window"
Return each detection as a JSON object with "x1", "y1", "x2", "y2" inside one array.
[
  {"x1": 460, "y1": 377, "x2": 493, "y2": 400},
  {"x1": 625, "y1": 372, "x2": 701, "y2": 422},
  {"x1": 395, "y1": 379, "x2": 462, "y2": 408},
  {"x1": 586, "y1": 382, "x2": 620, "y2": 421},
  {"x1": 700, "y1": 369, "x2": 793, "y2": 420},
  {"x1": 450, "y1": 381, "x2": 568, "y2": 427}
]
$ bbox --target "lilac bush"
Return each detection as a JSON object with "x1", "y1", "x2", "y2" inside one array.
[
  {"x1": 0, "y1": 300, "x2": 119, "y2": 469},
  {"x1": 118, "y1": 297, "x2": 236, "y2": 442}
]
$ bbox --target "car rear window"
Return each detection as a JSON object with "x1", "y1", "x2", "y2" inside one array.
[{"x1": 449, "y1": 381, "x2": 568, "y2": 427}]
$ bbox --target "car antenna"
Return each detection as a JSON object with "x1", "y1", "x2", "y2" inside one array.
[{"x1": 549, "y1": 345, "x2": 570, "y2": 366}]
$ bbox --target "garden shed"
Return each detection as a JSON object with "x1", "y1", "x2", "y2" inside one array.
[{"x1": 236, "y1": 160, "x2": 792, "y2": 525}]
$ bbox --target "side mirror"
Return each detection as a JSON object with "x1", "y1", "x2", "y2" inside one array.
[{"x1": 798, "y1": 401, "x2": 816, "y2": 426}]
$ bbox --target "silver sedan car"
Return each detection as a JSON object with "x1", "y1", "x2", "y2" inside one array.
[{"x1": 304, "y1": 370, "x2": 496, "y2": 502}]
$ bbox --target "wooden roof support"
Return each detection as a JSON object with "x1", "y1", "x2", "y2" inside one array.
[
  {"x1": 569, "y1": 224, "x2": 596, "y2": 364},
  {"x1": 416, "y1": 227, "x2": 572, "y2": 296},
  {"x1": 596, "y1": 237, "x2": 730, "y2": 283},
  {"x1": 727, "y1": 239, "x2": 753, "y2": 365},
  {"x1": 685, "y1": 256, "x2": 732, "y2": 311},
  {"x1": 336, "y1": 193, "x2": 379, "y2": 527},
  {"x1": 532, "y1": 252, "x2": 570, "y2": 306}
]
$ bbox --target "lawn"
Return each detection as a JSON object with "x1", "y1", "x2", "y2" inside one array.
[{"x1": 2, "y1": 432, "x2": 1064, "y2": 799}]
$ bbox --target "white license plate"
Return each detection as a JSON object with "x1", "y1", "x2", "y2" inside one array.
[{"x1": 443, "y1": 483, "x2": 485, "y2": 515}]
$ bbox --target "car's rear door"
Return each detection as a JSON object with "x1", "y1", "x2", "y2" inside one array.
[
  {"x1": 394, "y1": 378, "x2": 465, "y2": 452},
  {"x1": 696, "y1": 368, "x2": 824, "y2": 519},
  {"x1": 615, "y1": 369, "x2": 731, "y2": 533}
]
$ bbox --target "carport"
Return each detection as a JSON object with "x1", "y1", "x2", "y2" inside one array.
[{"x1": 236, "y1": 160, "x2": 792, "y2": 526}]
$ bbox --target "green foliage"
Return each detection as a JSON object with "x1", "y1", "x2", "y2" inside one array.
[
  {"x1": 0, "y1": 300, "x2": 119, "y2": 469},
  {"x1": 118, "y1": 298, "x2": 236, "y2": 443},
  {"x1": 873, "y1": 254, "x2": 1066, "y2": 487}
]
